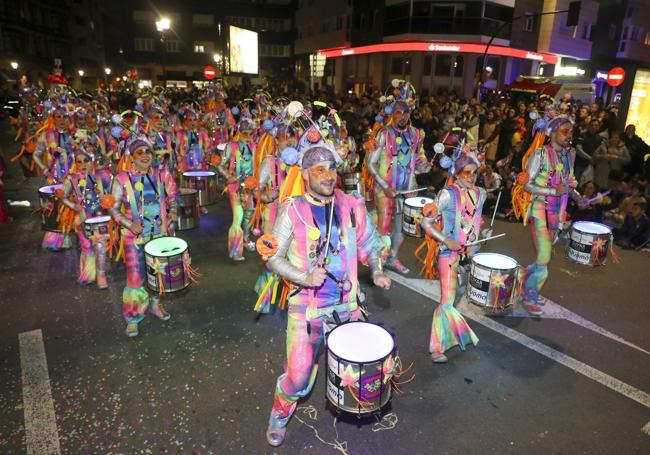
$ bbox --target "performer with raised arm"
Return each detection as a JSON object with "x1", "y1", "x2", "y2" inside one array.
[
  {"x1": 218, "y1": 117, "x2": 258, "y2": 260},
  {"x1": 420, "y1": 147, "x2": 489, "y2": 363},
  {"x1": 262, "y1": 145, "x2": 391, "y2": 447},
  {"x1": 366, "y1": 85, "x2": 431, "y2": 274},
  {"x1": 518, "y1": 116, "x2": 583, "y2": 315},
  {"x1": 108, "y1": 139, "x2": 178, "y2": 337}
]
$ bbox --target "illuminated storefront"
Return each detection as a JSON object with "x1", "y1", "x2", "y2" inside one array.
[{"x1": 315, "y1": 40, "x2": 558, "y2": 97}]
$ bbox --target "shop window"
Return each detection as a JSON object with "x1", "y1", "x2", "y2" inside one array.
[
  {"x1": 435, "y1": 55, "x2": 451, "y2": 76},
  {"x1": 423, "y1": 56, "x2": 432, "y2": 76}
]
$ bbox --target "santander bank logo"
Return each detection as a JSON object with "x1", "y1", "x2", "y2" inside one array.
[
  {"x1": 428, "y1": 43, "x2": 461, "y2": 52},
  {"x1": 526, "y1": 52, "x2": 543, "y2": 61}
]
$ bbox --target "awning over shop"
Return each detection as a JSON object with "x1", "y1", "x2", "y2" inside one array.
[{"x1": 317, "y1": 40, "x2": 558, "y2": 65}]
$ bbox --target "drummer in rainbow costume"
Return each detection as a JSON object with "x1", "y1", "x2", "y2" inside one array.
[
  {"x1": 518, "y1": 116, "x2": 583, "y2": 316},
  {"x1": 367, "y1": 92, "x2": 431, "y2": 274},
  {"x1": 263, "y1": 146, "x2": 391, "y2": 447},
  {"x1": 203, "y1": 90, "x2": 235, "y2": 146},
  {"x1": 34, "y1": 104, "x2": 75, "y2": 250},
  {"x1": 218, "y1": 117, "x2": 258, "y2": 260},
  {"x1": 420, "y1": 148, "x2": 489, "y2": 363},
  {"x1": 109, "y1": 139, "x2": 178, "y2": 337},
  {"x1": 59, "y1": 150, "x2": 108, "y2": 288},
  {"x1": 145, "y1": 105, "x2": 175, "y2": 173},
  {"x1": 176, "y1": 108, "x2": 211, "y2": 173}
]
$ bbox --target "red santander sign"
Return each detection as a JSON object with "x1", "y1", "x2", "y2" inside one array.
[
  {"x1": 203, "y1": 66, "x2": 218, "y2": 80},
  {"x1": 606, "y1": 67, "x2": 625, "y2": 87}
]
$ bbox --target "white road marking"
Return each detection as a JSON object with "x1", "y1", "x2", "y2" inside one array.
[
  {"x1": 386, "y1": 271, "x2": 650, "y2": 416},
  {"x1": 19, "y1": 329, "x2": 61, "y2": 455},
  {"x1": 385, "y1": 271, "x2": 649, "y2": 355}
]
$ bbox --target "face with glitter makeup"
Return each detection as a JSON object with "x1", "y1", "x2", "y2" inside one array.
[
  {"x1": 456, "y1": 164, "x2": 478, "y2": 189},
  {"x1": 551, "y1": 124, "x2": 573, "y2": 149},
  {"x1": 53, "y1": 111, "x2": 68, "y2": 130},
  {"x1": 151, "y1": 112, "x2": 164, "y2": 130},
  {"x1": 304, "y1": 161, "x2": 336, "y2": 198},
  {"x1": 75, "y1": 154, "x2": 92, "y2": 175},
  {"x1": 393, "y1": 108, "x2": 410, "y2": 130},
  {"x1": 132, "y1": 146, "x2": 152, "y2": 173}
]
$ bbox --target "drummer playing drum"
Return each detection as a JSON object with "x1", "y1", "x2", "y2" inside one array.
[
  {"x1": 262, "y1": 146, "x2": 391, "y2": 447},
  {"x1": 109, "y1": 139, "x2": 178, "y2": 337},
  {"x1": 60, "y1": 150, "x2": 109, "y2": 288},
  {"x1": 420, "y1": 149, "x2": 492, "y2": 363}
]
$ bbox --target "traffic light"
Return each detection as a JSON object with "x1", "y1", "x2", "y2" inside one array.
[{"x1": 566, "y1": 1, "x2": 581, "y2": 27}]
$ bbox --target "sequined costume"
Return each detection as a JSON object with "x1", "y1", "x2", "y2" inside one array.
[
  {"x1": 266, "y1": 189, "x2": 384, "y2": 436},
  {"x1": 421, "y1": 184, "x2": 485, "y2": 357},
  {"x1": 367, "y1": 124, "x2": 429, "y2": 271},
  {"x1": 523, "y1": 143, "x2": 579, "y2": 307},
  {"x1": 60, "y1": 172, "x2": 108, "y2": 287},
  {"x1": 109, "y1": 167, "x2": 178, "y2": 328},
  {"x1": 34, "y1": 127, "x2": 74, "y2": 250},
  {"x1": 177, "y1": 129, "x2": 211, "y2": 173},
  {"x1": 219, "y1": 138, "x2": 256, "y2": 259}
]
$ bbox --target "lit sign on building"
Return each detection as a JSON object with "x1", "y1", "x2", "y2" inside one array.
[
  {"x1": 625, "y1": 69, "x2": 650, "y2": 145},
  {"x1": 317, "y1": 41, "x2": 558, "y2": 64}
]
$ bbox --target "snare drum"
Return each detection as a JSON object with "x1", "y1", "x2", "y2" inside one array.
[
  {"x1": 143, "y1": 236, "x2": 191, "y2": 293},
  {"x1": 38, "y1": 184, "x2": 64, "y2": 232},
  {"x1": 343, "y1": 172, "x2": 362, "y2": 195},
  {"x1": 182, "y1": 171, "x2": 217, "y2": 206},
  {"x1": 177, "y1": 188, "x2": 199, "y2": 231},
  {"x1": 326, "y1": 321, "x2": 396, "y2": 415},
  {"x1": 83, "y1": 215, "x2": 111, "y2": 238},
  {"x1": 567, "y1": 221, "x2": 612, "y2": 266},
  {"x1": 402, "y1": 197, "x2": 433, "y2": 238},
  {"x1": 467, "y1": 253, "x2": 519, "y2": 312}
]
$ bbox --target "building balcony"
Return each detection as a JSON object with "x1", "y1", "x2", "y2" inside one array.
[
  {"x1": 616, "y1": 39, "x2": 650, "y2": 63},
  {"x1": 384, "y1": 16, "x2": 511, "y2": 41}
]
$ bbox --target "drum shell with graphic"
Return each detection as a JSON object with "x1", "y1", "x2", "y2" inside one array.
[
  {"x1": 402, "y1": 197, "x2": 433, "y2": 238},
  {"x1": 326, "y1": 321, "x2": 396, "y2": 414},
  {"x1": 566, "y1": 221, "x2": 612, "y2": 266},
  {"x1": 467, "y1": 252, "x2": 519, "y2": 311},
  {"x1": 182, "y1": 171, "x2": 217, "y2": 206},
  {"x1": 177, "y1": 188, "x2": 199, "y2": 231},
  {"x1": 143, "y1": 236, "x2": 190, "y2": 293},
  {"x1": 83, "y1": 215, "x2": 111, "y2": 238},
  {"x1": 38, "y1": 185, "x2": 65, "y2": 232}
]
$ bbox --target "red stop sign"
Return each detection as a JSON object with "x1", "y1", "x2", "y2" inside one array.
[
  {"x1": 204, "y1": 66, "x2": 218, "y2": 80},
  {"x1": 606, "y1": 67, "x2": 625, "y2": 87}
]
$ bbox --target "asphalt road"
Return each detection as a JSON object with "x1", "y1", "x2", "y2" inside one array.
[{"x1": 0, "y1": 123, "x2": 648, "y2": 454}]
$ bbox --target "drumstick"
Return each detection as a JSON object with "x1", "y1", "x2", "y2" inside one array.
[
  {"x1": 490, "y1": 190, "x2": 502, "y2": 227},
  {"x1": 465, "y1": 233, "x2": 506, "y2": 247},
  {"x1": 585, "y1": 190, "x2": 611, "y2": 204},
  {"x1": 397, "y1": 187, "x2": 427, "y2": 195}
]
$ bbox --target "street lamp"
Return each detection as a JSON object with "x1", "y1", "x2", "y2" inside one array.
[
  {"x1": 10, "y1": 61, "x2": 18, "y2": 70},
  {"x1": 104, "y1": 67, "x2": 112, "y2": 75},
  {"x1": 156, "y1": 17, "x2": 171, "y2": 87},
  {"x1": 78, "y1": 69, "x2": 84, "y2": 77}
]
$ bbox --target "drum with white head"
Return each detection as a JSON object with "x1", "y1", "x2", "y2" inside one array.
[
  {"x1": 326, "y1": 321, "x2": 396, "y2": 414},
  {"x1": 402, "y1": 197, "x2": 433, "y2": 238},
  {"x1": 182, "y1": 171, "x2": 217, "y2": 206},
  {"x1": 467, "y1": 252, "x2": 519, "y2": 312},
  {"x1": 567, "y1": 221, "x2": 612, "y2": 266},
  {"x1": 144, "y1": 236, "x2": 191, "y2": 293}
]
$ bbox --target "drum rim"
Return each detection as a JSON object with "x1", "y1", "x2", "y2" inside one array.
[
  {"x1": 143, "y1": 236, "x2": 189, "y2": 256},
  {"x1": 84, "y1": 215, "x2": 112, "y2": 224},
  {"x1": 326, "y1": 321, "x2": 395, "y2": 363},
  {"x1": 39, "y1": 184, "x2": 64, "y2": 194},
  {"x1": 403, "y1": 196, "x2": 433, "y2": 207},
  {"x1": 472, "y1": 252, "x2": 519, "y2": 270},
  {"x1": 571, "y1": 221, "x2": 612, "y2": 235},
  {"x1": 183, "y1": 171, "x2": 216, "y2": 177}
]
